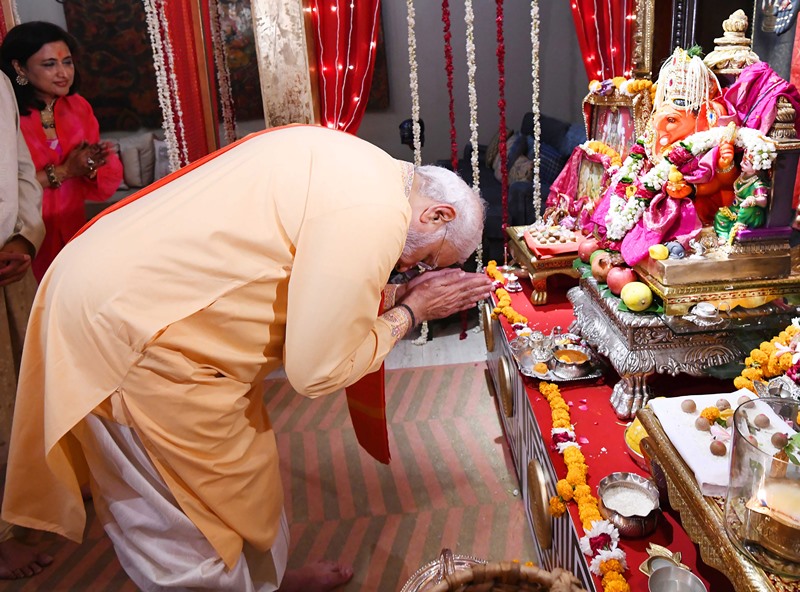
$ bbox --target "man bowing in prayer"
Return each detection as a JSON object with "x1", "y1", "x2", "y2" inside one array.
[{"x1": 1, "y1": 124, "x2": 492, "y2": 592}]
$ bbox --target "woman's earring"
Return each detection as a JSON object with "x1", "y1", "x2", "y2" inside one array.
[{"x1": 15, "y1": 74, "x2": 28, "y2": 86}]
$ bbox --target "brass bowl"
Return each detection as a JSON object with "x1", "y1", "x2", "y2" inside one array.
[
  {"x1": 598, "y1": 472, "x2": 660, "y2": 538},
  {"x1": 550, "y1": 345, "x2": 592, "y2": 380}
]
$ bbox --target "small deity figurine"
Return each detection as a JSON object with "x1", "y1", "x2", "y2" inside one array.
[{"x1": 713, "y1": 153, "x2": 769, "y2": 241}]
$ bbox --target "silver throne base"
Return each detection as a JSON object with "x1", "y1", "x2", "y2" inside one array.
[{"x1": 567, "y1": 279, "x2": 750, "y2": 419}]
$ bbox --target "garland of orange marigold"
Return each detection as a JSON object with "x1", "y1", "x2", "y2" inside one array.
[
  {"x1": 541, "y1": 382, "x2": 630, "y2": 592},
  {"x1": 486, "y1": 260, "x2": 528, "y2": 325},
  {"x1": 733, "y1": 320, "x2": 800, "y2": 392}
]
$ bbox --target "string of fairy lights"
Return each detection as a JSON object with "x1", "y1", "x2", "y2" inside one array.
[{"x1": 307, "y1": 1, "x2": 381, "y2": 133}]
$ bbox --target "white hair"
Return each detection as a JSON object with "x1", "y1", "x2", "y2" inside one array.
[{"x1": 413, "y1": 165, "x2": 486, "y2": 260}]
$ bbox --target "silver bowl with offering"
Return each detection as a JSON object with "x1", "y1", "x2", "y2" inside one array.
[
  {"x1": 598, "y1": 472, "x2": 661, "y2": 538},
  {"x1": 550, "y1": 345, "x2": 593, "y2": 380}
]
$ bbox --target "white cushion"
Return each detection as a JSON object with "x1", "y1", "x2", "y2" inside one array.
[{"x1": 118, "y1": 131, "x2": 155, "y2": 188}]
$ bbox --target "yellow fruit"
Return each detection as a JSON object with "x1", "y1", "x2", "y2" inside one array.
[
  {"x1": 625, "y1": 418, "x2": 648, "y2": 454},
  {"x1": 648, "y1": 244, "x2": 669, "y2": 260},
  {"x1": 620, "y1": 281, "x2": 653, "y2": 312}
]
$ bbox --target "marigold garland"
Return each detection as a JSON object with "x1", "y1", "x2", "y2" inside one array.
[
  {"x1": 540, "y1": 382, "x2": 630, "y2": 592},
  {"x1": 734, "y1": 321, "x2": 800, "y2": 392},
  {"x1": 486, "y1": 261, "x2": 528, "y2": 325}
]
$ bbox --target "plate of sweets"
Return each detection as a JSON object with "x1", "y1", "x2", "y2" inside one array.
[{"x1": 522, "y1": 224, "x2": 579, "y2": 258}]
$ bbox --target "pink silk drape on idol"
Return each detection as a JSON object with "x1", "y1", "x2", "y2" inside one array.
[
  {"x1": 309, "y1": 0, "x2": 381, "y2": 133},
  {"x1": 20, "y1": 94, "x2": 122, "y2": 280},
  {"x1": 2, "y1": 126, "x2": 411, "y2": 569}
]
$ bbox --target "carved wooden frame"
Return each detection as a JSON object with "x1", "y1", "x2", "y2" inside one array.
[{"x1": 632, "y1": 0, "x2": 655, "y2": 78}]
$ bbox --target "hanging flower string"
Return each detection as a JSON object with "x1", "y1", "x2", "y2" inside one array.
[
  {"x1": 406, "y1": 0, "x2": 427, "y2": 345},
  {"x1": 406, "y1": 0, "x2": 422, "y2": 167},
  {"x1": 530, "y1": 0, "x2": 542, "y2": 221},
  {"x1": 541, "y1": 382, "x2": 631, "y2": 592},
  {"x1": 441, "y1": 0, "x2": 458, "y2": 172},
  {"x1": 142, "y1": 0, "x2": 183, "y2": 172},
  {"x1": 158, "y1": 2, "x2": 189, "y2": 168},
  {"x1": 495, "y1": 0, "x2": 509, "y2": 257},
  {"x1": 464, "y1": 0, "x2": 483, "y2": 277}
]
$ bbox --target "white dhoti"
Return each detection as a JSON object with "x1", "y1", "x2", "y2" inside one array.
[{"x1": 77, "y1": 414, "x2": 289, "y2": 592}]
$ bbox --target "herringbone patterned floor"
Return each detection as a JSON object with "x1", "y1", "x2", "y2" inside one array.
[{"x1": 0, "y1": 362, "x2": 535, "y2": 591}]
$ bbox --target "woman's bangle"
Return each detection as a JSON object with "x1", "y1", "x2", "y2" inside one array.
[
  {"x1": 397, "y1": 303, "x2": 417, "y2": 328},
  {"x1": 44, "y1": 163, "x2": 62, "y2": 188}
]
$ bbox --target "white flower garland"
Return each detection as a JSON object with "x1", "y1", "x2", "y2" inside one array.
[
  {"x1": 464, "y1": 0, "x2": 484, "y2": 281},
  {"x1": 406, "y1": 0, "x2": 422, "y2": 167},
  {"x1": 606, "y1": 193, "x2": 646, "y2": 241},
  {"x1": 159, "y1": 6, "x2": 189, "y2": 168},
  {"x1": 142, "y1": 0, "x2": 182, "y2": 172},
  {"x1": 530, "y1": 0, "x2": 542, "y2": 221},
  {"x1": 406, "y1": 0, "x2": 427, "y2": 345},
  {"x1": 735, "y1": 127, "x2": 778, "y2": 170},
  {"x1": 605, "y1": 125, "x2": 778, "y2": 242}
]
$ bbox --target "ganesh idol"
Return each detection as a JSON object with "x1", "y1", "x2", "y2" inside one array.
[{"x1": 590, "y1": 47, "x2": 738, "y2": 266}]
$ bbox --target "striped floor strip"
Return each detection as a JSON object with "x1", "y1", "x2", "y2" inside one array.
[
  {"x1": 270, "y1": 362, "x2": 536, "y2": 591},
  {"x1": 0, "y1": 361, "x2": 535, "y2": 591}
]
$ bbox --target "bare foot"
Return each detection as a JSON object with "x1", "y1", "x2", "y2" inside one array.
[
  {"x1": 0, "y1": 537, "x2": 53, "y2": 579},
  {"x1": 279, "y1": 560, "x2": 353, "y2": 592}
]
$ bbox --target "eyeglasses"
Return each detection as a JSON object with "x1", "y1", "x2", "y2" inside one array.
[{"x1": 417, "y1": 225, "x2": 448, "y2": 272}]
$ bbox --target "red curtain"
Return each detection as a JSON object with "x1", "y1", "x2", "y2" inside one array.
[
  {"x1": 570, "y1": 0, "x2": 636, "y2": 81},
  {"x1": 162, "y1": 0, "x2": 216, "y2": 164},
  {"x1": 309, "y1": 0, "x2": 381, "y2": 134}
]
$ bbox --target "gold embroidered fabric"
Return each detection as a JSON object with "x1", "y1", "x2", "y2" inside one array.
[
  {"x1": 382, "y1": 306, "x2": 412, "y2": 339},
  {"x1": 399, "y1": 161, "x2": 415, "y2": 198}
]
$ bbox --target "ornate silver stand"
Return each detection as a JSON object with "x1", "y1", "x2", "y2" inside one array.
[{"x1": 568, "y1": 279, "x2": 751, "y2": 420}]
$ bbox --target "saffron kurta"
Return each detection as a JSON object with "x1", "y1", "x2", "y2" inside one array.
[
  {"x1": 2, "y1": 126, "x2": 412, "y2": 569},
  {"x1": 19, "y1": 93, "x2": 123, "y2": 280}
]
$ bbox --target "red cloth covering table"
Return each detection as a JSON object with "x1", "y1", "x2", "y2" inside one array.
[{"x1": 488, "y1": 275, "x2": 735, "y2": 591}]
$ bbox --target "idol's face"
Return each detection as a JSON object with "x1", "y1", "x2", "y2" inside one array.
[
  {"x1": 651, "y1": 104, "x2": 700, "y2": 152},
  {"x1": 18, "y1": 41, "x2": 75, "y2": 102}
]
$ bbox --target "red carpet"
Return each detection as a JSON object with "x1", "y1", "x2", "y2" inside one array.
[{"x1": 0, "y1": 362, "x2": 534, "y2": 591}]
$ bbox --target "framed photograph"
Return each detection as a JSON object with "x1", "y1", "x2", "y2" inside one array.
[
  {"x1": 576, "y1": 156, "x2": 608, "y2": 206},
  {"x1": 583, "y1": 89, "x2": 652, "y2": 159},
  {"x1": 591, "y1": 105, "x2": 636, "y2": 157}
]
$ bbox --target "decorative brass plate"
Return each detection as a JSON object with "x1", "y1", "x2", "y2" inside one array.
[
  {"x1": 498, "y1": 356, "x2": 514, "y2": 418},
  {"x1": 527, "y1": 458, "x2": 552, "y2": 550},
  {"x1": 481, "y1": 301, "x2": 494, "y2": 352}
]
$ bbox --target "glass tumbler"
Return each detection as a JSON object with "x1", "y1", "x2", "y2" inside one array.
[{"x1": 724, "y1": 396, "x2": 800, "y2": 577}]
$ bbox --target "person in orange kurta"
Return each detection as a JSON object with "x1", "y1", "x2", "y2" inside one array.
[
  {"x1": 0, "y1": 21, "x2": 123, "y2": 281},
  {"x1": 1, "y1": 125, "x2": 491, "y2": 591}
]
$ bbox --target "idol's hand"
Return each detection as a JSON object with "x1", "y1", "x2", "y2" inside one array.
[
  {"x1": 401, "y1": 269, "x2": 493, "y2": 323},
  {"x1": 717, "y1": 140, "x2": 734, "y2": 172}
]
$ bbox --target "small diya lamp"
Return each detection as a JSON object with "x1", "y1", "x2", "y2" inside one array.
[{"x1": 724, "y1": 397, "x2": 800, "y2": 577}]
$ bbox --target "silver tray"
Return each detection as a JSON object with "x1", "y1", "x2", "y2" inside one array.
[
  {"x1": 509, "y1": 334, "x2": 605, "y2": 383},
  {"x1": 400, "y1": 549, "x2": 486, "y2": 592}
]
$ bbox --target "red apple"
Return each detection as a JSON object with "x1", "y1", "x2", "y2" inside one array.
[
  {"x1": 590, "y1": 251, "x2": 613, "y2": 283},
  {"x1": 578, "y1": 236, "x2": 601, "y2": 263},
  {"x1": 606, "y1": 266, "x2": 638, "y2": 295}
]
